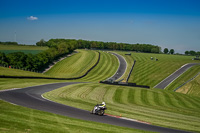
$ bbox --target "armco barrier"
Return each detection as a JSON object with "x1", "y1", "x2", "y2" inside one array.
[
  {"x1": 100, "y1": 81, "x2": 150, "y2": 89},
  {"x1": 0, "y1": 51, "x2": 101, "y2": 80},
  {"x1": 126, "y1": 60, "x2": 136, "y2": 82}
]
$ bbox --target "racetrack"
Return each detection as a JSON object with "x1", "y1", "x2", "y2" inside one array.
[
  {"x1": 0, "y1": 52, "x2": 192, "y2": 133},
  {"x1": 154, "y1": 63, "x2": 200, "y2": 89},
  {"x1": 107, "y1": 52, "x2": 127, "y2": 81},
  {"x1": 0, "y1": 82, "x2": 190, "y2": 133}
]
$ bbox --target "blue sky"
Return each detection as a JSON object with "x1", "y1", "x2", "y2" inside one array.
[{"x1": 0, "y1": 0, "x2": 200, "y2": 53}]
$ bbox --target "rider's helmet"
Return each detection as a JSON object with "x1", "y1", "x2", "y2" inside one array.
[{"x1": 102, "y1": 102, "x2": 106, "y2": 105}]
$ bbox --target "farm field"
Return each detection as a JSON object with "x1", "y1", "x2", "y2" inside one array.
[
  {"x1": 0, "y1": 44, "x2": 48, "y2": 50},
  {"x1": 0, "y1": 44, "x2": 48, "y2": 54},
  {"x1": 115, "y1": 51, "x2": 199, "y2": 88},
  {"x1": 44, "y1": 83, "x2": 200, "y2": 132}
]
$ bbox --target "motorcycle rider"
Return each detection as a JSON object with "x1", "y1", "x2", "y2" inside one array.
[{"x1": 92, "y1": 102, "x2": 106, "y2": 114}]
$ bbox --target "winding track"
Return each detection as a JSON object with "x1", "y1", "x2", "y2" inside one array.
[
  {"x1": 154, "y1": 63, "x2": 200, "y2": 89},
  {"x1": 107, "y1": 52, "x2": 127, "y2": 81},
  {"x1": 0, "y1": 53, "x2": 191, "y2": 133}
]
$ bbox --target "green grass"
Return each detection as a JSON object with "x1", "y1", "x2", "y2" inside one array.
[
  {"x1": 0, "y1": 49, "x2": 119, "y2": 81},
  {"x1": 165, "y1": 65, "x2": 200, "y2": 92},
  {"x1": 0, "y1": 50, "x2": 44, "y2": 55},
  {"x1": 115, "y1": 51, "x2": 199, "y2": 88},
  {"x1": 0, "y1": 44, "x2": 48, "y2": 50},
  {"x1": 0, "y1": 66, "x2": 48, "y2": 77},
  {"x1": 0, "y1": 100, "x2": 147, "y2": 133},
  {"x1": 80, "y1": 51, "x2": 119, "y2": 82},
  {"x1": 176, "y1": 71, "x2": 200, "y2": 97},
  {"x1": 0, "y1": 78, "x2": 67, "y2": 90},
  {"x1": 44, "y1": 83, "x2": 200, "y2": 132},
  {"x1": 44, "y1": 50, "x2": 119, "y2": 81},
  {"x1": 44, "y1": 50, "x2": 99, "y2": 78},
  {"x1": 113, "y1": 52, "x2": 134, "y2": 82},
  {"x1": 0, "y1": 79, "x2": 148, "y2": 133}
]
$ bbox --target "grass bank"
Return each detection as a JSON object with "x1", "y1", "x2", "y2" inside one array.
[
  {"x1": 0, "y1": 100, "x2": 146, "y2": 133},
  {"x1": 0, "y1": 79, "x2": 148, "y2": 133},
  {"x1": 80, "y1": 51, "x2": 119, "y2": 82},
  {"x1": 44, "y1": 50, "x2": 99, "y2": 78},
  {"x1": 165, "y1": 65, "x2": 200, "y2": 93},
  {"x1": 44, "y1": 83, "x2": 200, "y2": 132},
  {"x1": 0, "y1": 67, "x2": 48, "y2": 78},
  {"x1": 115, "y1": 51, "x2": 198, "y2": 88}
]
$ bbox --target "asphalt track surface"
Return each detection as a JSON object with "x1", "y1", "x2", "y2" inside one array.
[
  {"x1": 107, "y1": 52, "x2": 127, "y2": 81},
  {"x1": 155, "y1": 63, "x2": 200, "y2": 89},
  {"x1": 0, "y1": 82, "x2": 191, "y2": 133},
  {"x1": 0, "y1": 52, "x2": 192, "y2": 133}
]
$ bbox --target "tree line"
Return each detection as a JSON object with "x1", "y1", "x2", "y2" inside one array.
[
  {"x1": 0, "y1": 40, "x2": 77, "y2": 72},
  {"x1": 37, "y1": 39, "x2": 161, "y2": 53},
  {"x1": 185, "y1": 50, "x2": 200, "y2": 56},
  {"x1": 0, "y1": 39, "x2": 161, "y2": 72},
  {"x1": 163, "y1": 48, "x2": 175, "y2": 54}
]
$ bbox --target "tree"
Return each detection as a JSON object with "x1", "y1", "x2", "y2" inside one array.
[
  {"x1": 169, "y1": 49, "x2": 174, "y2": 54},
  {"x1": 36, "y1": 39, "x2": 46, "y2": 46},
  {"x1": 185, "y1": 51, "x2": 189, "y2": 55},
  {"x1": 189, "y1": 50, "x2": 196, "y2": 56},
  {"x1": 163, "y1": 48, "x2": 169, "y2": 54},
  {"x1": 151, "y1": 47, "x2": 159, "y2": 53}
]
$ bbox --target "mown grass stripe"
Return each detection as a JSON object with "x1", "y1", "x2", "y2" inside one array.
[{"x1": 140, "y1": 89, "x2": 150, "y2": 106}]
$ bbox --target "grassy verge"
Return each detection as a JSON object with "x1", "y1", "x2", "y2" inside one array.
[
  {"x1": 176, "y1": 71, "x2": 200, "y2": 97},
  {"x1": 0, "y1": 78, "x2": 67, "y2": 90},
  {"x1": 0, "y1": 100, "x2": 147, "y2": 133},
  {"x1": 44, "y1": 83, "x2": 200, "y2": 132},
  {"x1": 0, "y1": 79, "x2": 148, "y2": 133},
  {"x1": 44, "y1": 50, "x2": 99, "y2": 78},
  {"x1": 113, "y1": 51, "x2": 134, "y2": 82},
  {"x1": 80, "y1": 51, "x2": 119, "y2": 82},
  {"x1": 115, "y1": 51, "x2": 198, "y2": 88},
  {"x1": 0, "y1": 67, "x2": 49, "y2": 77},
  {"x1": 165, "y1": 65, "x2": 200, "y2": 92}
]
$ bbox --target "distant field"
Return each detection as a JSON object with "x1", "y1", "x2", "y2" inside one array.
[
  {"x1": 115, "y1": 51, "x2": 199, "y2": 88},
  {"x1": 0, "y1": 66, "x2": 48, "y2": 78},
  {"x1": 0, "y1": 44, "x2": 48, "y2": 54},
  {"x1": 0, "y1": 50, "x2": 44, "y2": 55},
  {"x1": 0, "y1": 44, "x2": 48, "y2": 50},
  {"x1": 166, "y1": 65, "x2": 200, "y2": 93},
  {"x1": 44, "y1": 50, "x2": 99, "y2": 78},
  {"x1": 44, "y1": 83, "x2": 200, "y2": 132}
]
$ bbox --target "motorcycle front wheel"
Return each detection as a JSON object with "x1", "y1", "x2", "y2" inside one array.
[{"x1": 98, "y1": 110, "x2": 104, "y2": 116}]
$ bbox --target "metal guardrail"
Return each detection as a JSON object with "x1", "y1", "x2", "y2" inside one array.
[
  {"x1": 174, "y1": 72, "x2": 200, "y2": 92},
  {"x1": 126, "y1": 60, "x2": 136, "y2": 83}
]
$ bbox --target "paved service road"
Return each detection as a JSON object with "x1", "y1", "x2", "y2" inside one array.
[
  {"x1": 0, "y1": 82, "x2": 191, "y2": 133},
  {"x1": 107, "y1": 52, "x2": 127, "y2": 81},
  {"x1": 155, "y1": 63, "x2": 200, "y2": 89}
]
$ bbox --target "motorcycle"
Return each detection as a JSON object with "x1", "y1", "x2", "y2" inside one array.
[{"x1": 91, "y1": 104, "x2": 107, "y2": 116}]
